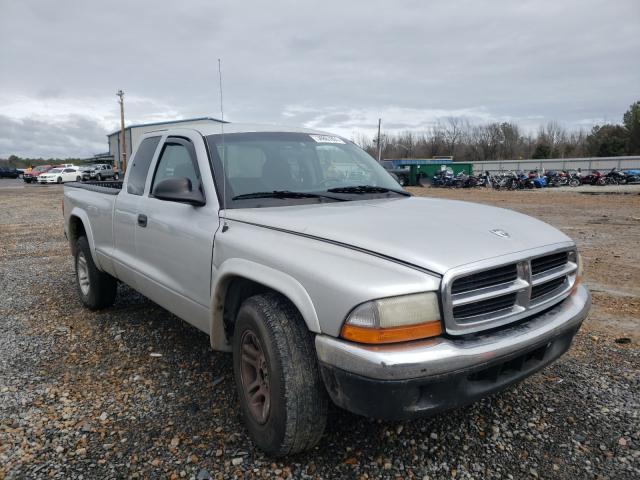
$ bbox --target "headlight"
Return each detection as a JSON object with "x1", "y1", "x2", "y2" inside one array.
[{"x1": 340, "y1": 292, "x2": 442, "y2": 344}]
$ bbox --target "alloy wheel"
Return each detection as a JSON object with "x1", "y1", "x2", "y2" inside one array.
[{"x1": 240, "y1": 329, "x2": 271, "y2": 424}]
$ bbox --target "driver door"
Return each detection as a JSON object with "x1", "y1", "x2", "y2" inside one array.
[{"x1": 133, "y1": 135, "x2": 219, "y2": 332}]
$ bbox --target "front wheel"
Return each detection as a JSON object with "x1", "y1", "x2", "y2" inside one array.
[
  {"x1": 232, "y1": 293, "x2": 328, "y2": 456},
  {"x1": 75, "y1": 236, "x2": 117, "y2": 310},
  {"x1": 57, "y1": 177, "x2": 62, "y2": 184}
]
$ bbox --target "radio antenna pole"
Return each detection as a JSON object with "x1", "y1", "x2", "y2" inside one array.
[{"x1": 218, "y1": 58, "x2": 229, "y2": 231}]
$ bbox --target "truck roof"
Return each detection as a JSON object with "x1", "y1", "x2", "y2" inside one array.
[{"x1": 160, "y1": 122, "x2": 341, "y2": 138}]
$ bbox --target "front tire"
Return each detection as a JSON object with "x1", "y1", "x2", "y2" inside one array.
[
  {"x1": 75, "y1": 236, "x2": 117, "y2": 310},
  {"x1": 232, "y1": 293, "x2": 328, "y2": 456},
  {"x1": 57, "y1": 177, "x2": 62, "y2": 184}
]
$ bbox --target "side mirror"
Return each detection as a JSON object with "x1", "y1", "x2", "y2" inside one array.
[{"x1": 152, "y1": 177, "x2": 205, "y2": 206}]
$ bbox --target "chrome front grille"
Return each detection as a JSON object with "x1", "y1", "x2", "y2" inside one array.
[
  {"x1": 441, "y1": 245, "x2": 578, "y2": 335},
  {"x1": 450, "y1": 264, "x2": 518, "y2": 294}
]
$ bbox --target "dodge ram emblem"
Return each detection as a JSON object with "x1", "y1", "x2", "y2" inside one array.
[{"x1": 490, "y1": 229, "x2": 510, "y2": 238}]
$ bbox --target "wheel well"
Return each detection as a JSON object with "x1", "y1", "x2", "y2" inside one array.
[
  {"x1": 220, "y1": 275, "x2": 312, "y2": 342},
  {"x1": 68, "y1": 216, "x2": 86, "y2": 255},
  {"x1": 221, "y1": 277, "x2": 272, "y2": 339}
]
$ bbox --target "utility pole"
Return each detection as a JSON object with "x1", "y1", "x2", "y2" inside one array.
[
  {"x1": 376, "y1": 118, "x2": 382, "y2": 163},
  {"x1": 116, "y1": 90, "x2": 127, "y2": 173}
]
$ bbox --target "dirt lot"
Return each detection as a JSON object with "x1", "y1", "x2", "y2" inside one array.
[{"x1": 1, "y1": 179, "x2": 639, "y2": 479}]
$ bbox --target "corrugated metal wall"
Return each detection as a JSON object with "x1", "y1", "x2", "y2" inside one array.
[{"x1": 471, "y1": 156, "x2": 640, "y2": 173}]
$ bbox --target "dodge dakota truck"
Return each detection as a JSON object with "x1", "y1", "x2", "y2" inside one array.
[{"x1": 63, "y1": 123, "x2": 590, "y2": 456}]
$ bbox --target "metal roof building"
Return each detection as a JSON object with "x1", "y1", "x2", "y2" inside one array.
[{"x1": 108, "y1": 117, "x2": 225, "y2": 170}]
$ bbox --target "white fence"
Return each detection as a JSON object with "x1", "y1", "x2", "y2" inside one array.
[{"x1": 471, "y1": 156, "x2": 640, "y2": 173}]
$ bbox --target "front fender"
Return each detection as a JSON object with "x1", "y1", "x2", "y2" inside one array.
[{"x1": 210, "y1": 258, "x2": 320, "y2": 351}]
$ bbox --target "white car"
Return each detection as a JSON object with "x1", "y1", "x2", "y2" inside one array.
[{"x1": 38, "y1": 167, "x2": 82, "y2": 184}]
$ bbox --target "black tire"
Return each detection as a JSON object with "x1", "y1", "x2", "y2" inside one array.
[
  {"x1": 57, "y1": 177, "x2": 62, "y2": 184},
  {"x1": 97, "y1": 174, "x2": 102, "y2": 181},
  {"x1": 74, "y1": 236, "x2": 117, "y2": 310},
  {"x1": 114, "y1": 173, "x2": 119, "y2": 180},
  {"x1": 232, "y1": 293, "x2": 328, "y2": 456},
  {"x1": 76, "y1": 176, "x2": 81, "y2": 182}
]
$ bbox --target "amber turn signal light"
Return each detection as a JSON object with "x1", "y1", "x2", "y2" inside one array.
[{"x1": 340, "y1": 320, "x2": 442, "y2": 344}]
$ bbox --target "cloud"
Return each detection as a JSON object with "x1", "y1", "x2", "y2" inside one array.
[
  {"x1": 0, "y1": 0, "x2": 638, "y2": 157},
  {"x1": 0, "y1": 115, "x2": 107, "y2": 158}
]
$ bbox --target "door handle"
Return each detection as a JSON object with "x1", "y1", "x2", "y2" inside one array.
[{"x1": 137, "y1": 214, "x2": 147, "y2": 227}]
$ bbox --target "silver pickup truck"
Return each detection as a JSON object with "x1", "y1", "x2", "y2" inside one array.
[{"x1": 63, "y1": 123, "x2": 591, "y2": 456}]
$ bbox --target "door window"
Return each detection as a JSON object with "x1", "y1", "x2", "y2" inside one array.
[
  {"x1": 127, "y1": 136, "x2": 161, "y2": 195},
  {"x1": 152, "y1": 141, "x2": 200, "y2": 191}
]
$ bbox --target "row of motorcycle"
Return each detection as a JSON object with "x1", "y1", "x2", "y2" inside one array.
[{"x1": 430, "y1": 168, "x2": 640, "y2": 190}]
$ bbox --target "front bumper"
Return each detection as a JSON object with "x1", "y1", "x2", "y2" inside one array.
[{"x1": 316, "y1": 285, "x2": 590, "y2": 419}]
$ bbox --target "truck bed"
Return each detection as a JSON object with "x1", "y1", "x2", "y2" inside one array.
[{"x1": 65, "y1": 180, "x2": 123, "y2": 195}]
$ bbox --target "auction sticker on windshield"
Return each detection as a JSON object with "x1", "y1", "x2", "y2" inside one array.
[{"x1": 309, "y1": 134, "x2": 345, "y2": 144}]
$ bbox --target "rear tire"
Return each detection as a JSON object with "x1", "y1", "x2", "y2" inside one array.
[
  {"x1": 75, "y1": 236, "x2": 117, "y2": 310},
  {"x1": 232, "y1": 293, "x2": 328, "y2": 456}
]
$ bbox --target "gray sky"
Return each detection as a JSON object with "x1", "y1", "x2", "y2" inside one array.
[{"x1": 1, "y1": 0, "x2": 639, "y2": 158}]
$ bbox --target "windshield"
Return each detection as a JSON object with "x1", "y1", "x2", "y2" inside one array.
[{"x1": 206, "y1": 132, "x2": 404, "y2": 208}]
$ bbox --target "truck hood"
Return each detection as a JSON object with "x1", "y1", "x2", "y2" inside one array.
[{"x1": 225, "y1": 196, "x2": 573, "y2": 275}]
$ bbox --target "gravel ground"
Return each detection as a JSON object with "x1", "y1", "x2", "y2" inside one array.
[{"x1": 0, "y1": 180, "x2": 639, "y2": 479}]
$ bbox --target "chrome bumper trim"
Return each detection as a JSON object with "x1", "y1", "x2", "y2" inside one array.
[{"x1": 315, "y1": 284, "x2": 590, "y2": 381}]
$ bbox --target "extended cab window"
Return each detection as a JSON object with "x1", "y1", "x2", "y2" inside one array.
[
  {"x1": 151, "y1": 139, "x2": 200, "y2": 191},
  {"x1": 127, "y1": 136, "x2": 161, "y2": 195}
]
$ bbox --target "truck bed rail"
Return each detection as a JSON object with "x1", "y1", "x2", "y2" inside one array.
[{"x1": 65, "y1": 181, "x2": 123, "y2": 195}]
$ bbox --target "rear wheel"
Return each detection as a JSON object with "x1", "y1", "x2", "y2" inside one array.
[
  {"x1": 75, "y1": 236, "x2": 117, "y2": 310},
  {"x1": 232, "y1": 293, "x2": 328, "y2": 456}
]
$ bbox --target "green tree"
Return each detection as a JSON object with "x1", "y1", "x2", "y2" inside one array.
[
  {"x1": 532, "y1": 143, "x2": 551, "y2": 159},
  {"x1": 623, "y1": 101, "x2": 640, "y2": 154},
  {"x1": 586, "y1": 125, "x2": 628, "y2": 157}
]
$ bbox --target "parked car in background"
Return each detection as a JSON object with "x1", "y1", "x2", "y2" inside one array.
[
  {"x1": 77, "y1": 166, "x2": 94, "y2": 181},
  {"x1": 381, "y1": 160, "x2": 410, "y2": 186},
  {"x1": 0, "y1": 167, "x2": 21, "y2": 178},
  {"x1": 38, "y1": 167, "x2": 81, "y2": 184},
  {"x1": 89, "y1": 163, "x2": 118, "y2": 181},
  {"x1": 23, "y1": 165, "x2": 54, "y2": 183}
]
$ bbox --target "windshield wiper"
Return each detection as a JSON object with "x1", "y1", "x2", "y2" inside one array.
[
  {"x1": 326, "y1": 185, "x2": 411, "y2": 196},
  {"x1": 232, "y1": 190, "x2": 346, "y2": 201}
]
